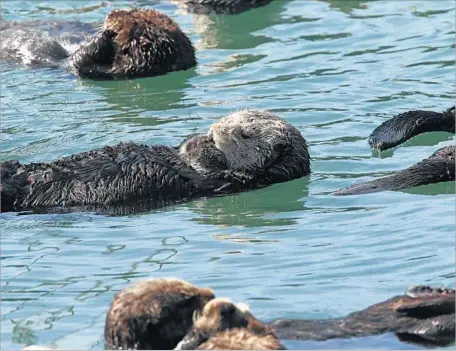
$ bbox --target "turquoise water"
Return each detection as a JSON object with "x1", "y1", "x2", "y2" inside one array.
[{"x1": 1, "y1": 0, "x2": 455, "y2": 349}]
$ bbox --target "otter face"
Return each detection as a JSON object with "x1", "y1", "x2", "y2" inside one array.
[
  {"x1": 177, "y1": 298, "x2": 280, "y2": 350},
  {"x1": 69, "y1": 9, "x2": 196, "y2": 79},
  {"x1": 208, "y1": 109, "x2": 304, "y2": 172},
  {"x1": 193, "y1": 298, "x2": 251, "y2": 332}
]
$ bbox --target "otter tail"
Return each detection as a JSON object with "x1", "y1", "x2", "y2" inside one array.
[
  {"x1": 1, "y1": 160, "x2": 29, "y2": 212},
  {"x1": 333, "y1": 146, "x2": 455, "y2": 196},
  {"x1": 368, "y1": 107, "x2": 455, "y2": 151}
]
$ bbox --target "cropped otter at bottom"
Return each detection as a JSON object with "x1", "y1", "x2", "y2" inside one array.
[{"x1": 104, "y1": 278, "x2": 455, "y2": 350}]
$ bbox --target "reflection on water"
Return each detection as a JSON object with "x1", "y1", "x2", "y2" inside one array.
[
  {"x1": 1, "y1": 0, "x2": 455, "y2": 350},
  {"x1": 187, "y1": 177, "x2": 310, "y2": 227},
  {"x1": 186, "y1": 0, "x2": 289, "y2": 50},
  {"x1": 78, "y1": 68, "x2": 198, "y2": 116}
]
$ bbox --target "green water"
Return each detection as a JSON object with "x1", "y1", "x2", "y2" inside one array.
[{"x1": 1, "y1": 0, "x2": 455, "y2": 349}]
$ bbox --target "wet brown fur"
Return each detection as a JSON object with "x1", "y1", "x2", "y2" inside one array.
[
  {"x1": 104, "y1": 278, "x2": 214, "y2": 350},
  {"x1": 197, "y1": 329, "x2": 283, "y2": 350},
  {"x1": 105, "y1": 9, "x2": 179, "y2": 43},
  {"x1": 177, "y1": 298, "x2": 284, "y2": 350},
  {"x1": 69, "y1": 8, "x2": 197, "y2": 79}
]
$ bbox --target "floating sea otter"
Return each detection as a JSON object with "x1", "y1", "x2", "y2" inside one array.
[
  {"x1": 0, "y1": 109, "x2": 310, "y2": 214},
  {"x1": 104, "y1": 278, "x2": 455, "y2": 350},
  {"x1": 172, "y1": 0, "x2": 273, "y2": 14},
  {"x1": 334, "y1": 106, "x2": 455, "y2": 195},
  {"x1": 0, "y1": 8, "x2": 196, "y2": 79}
]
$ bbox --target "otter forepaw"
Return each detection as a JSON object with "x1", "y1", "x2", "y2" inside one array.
[{"x1": 217, "y1": 170, "x2": 254, "y2": 185}]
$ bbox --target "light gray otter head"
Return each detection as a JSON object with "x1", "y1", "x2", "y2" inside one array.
[
  {"x1": 68, "y1": 8, "x2": 196, "y2": 79},
  {"x1": 104, "y1": 278, "x2": 215, "y2": 350},
  {"x1": 208, "y1": 109, "x2": 310, "y2": 181}
]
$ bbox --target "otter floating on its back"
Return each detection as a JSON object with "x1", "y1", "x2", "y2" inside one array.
[
  {"x1": 104, "y1": 278, "x2": 454, "y2": 350},
  {"x1": 334, "y1": 106, "x2": 455, "y2": 196},
  {"x1": 0, "y1": 8, "x2": 196, "y2": 80},
  {"x1": 1, "y1": 109, "x2": 310, "y2": 215}
]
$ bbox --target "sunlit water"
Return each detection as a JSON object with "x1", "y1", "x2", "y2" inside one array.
[{"x1": 1, "y1": 0, "x2": 455, "y2": 349}]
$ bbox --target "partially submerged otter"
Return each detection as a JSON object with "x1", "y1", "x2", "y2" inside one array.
[
  {"x1": 105, "y1": 278, "x2": 454, "y2": 349},
  {"x1": 0, "y1": 8, "x2": 196, "y2": 79},
  {"x1": 270, "y1": 285, "x2": 455, "y2": 347},
  {"x1": 104, "y1": 278, "x2": 215, "y2": 350},
  {"x1": 172, "y1": 0, "x2": 273, "y2": 14},
  {"x1": 334, "y1": 106, "x2": 455, "y2": 195},
  {"x1": 175, "y1": 298, "x2": 284, "y2": 350},
  {"x1": 1, "y1": 109, "x2": 310, "y2": 214}
]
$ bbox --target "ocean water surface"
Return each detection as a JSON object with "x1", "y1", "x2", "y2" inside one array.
[{"x1": 1, "y1": 0, "x2": 455, "y2": 349}]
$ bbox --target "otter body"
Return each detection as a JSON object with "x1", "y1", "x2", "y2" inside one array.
[
  {"x1": 334, "y1": 106, "x2": 455, "y2": 195},
  {"x1": 270, "y1": 285, "x2": 455, "y2": 347},
  {"x1": 0, "y1": 8, "x2": 196, "y2": 79},
  {"x1": 105, "y1": 279, "x2": 454, "y2": 349},
  {"x1": 173, "y1": 0, "x2": 274, "y2": 14},
  {"x1": 0, "y1": 142, "x2": 226, "y2": 214},
  {"x1": 1, "y1": 109, "x2": 311, "y2": 214}
]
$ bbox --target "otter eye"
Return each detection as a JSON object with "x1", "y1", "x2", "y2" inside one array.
[{"x1": 240, "y1": 132, "x2": 250, "y2": 139}]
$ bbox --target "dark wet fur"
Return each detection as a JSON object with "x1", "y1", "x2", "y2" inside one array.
[
  {"x1": 334, "y1": 106, "x2": 455, "y2": 195},
  {"x1": 175, "y1": 0, "x2": 273, "y2": 14},
  {"x1": 0, "y1": 142, "x2": 229, "y2": 215},
  {"x1": 0, "y1": 9, "x2": 196, "y2": 80},
  {"x1": 334, "y1": 145, "x2": 455, "y2": 195},
  {"x1": 104, "y1": 279, "x2": 215, "y2": 350},
  {"x1": 1, "y1": 125, "x2": 310, "y2": 214},
  {"x1": 368, "y1": 106, "x2": 455, "y2": 151},
  {"x1": 269, "y1": 285, "x2": 455, "y2": 347}
]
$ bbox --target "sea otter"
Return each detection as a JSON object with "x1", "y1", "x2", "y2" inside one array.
[
  {"x1": 104, "y1": 278, "x2": 454, "y2": 349},
  {"x1": 0, "y1": 8, "x2": 196, "y2": 79},
  {"x1": 334, "y1": 106, "x2": 455, "y2": 195},
  {"x1": 0, "y1": 109, "x2": 310, "y2": 214},
  {"x1": 175, "y1": 298, "x2": 285, "y2": 350},
  {"x1": 104, "y1": 278, "x2": 215, "y2": 350},
  {"x1": 172, "y1": 0, "x2": 273, "y2": 15}
]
